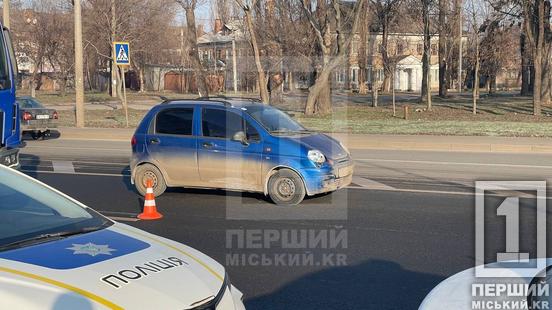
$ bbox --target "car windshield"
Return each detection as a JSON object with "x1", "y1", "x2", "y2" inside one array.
[
  {"x1": 0, "y1": 167, "x2": 111, "y2": 251},
  {"x1": 244, "y1": 105, "x2": 307, "y2": 134},
  {"x1": 18, "y1": 98, "x2": 44, "y2": 109}
]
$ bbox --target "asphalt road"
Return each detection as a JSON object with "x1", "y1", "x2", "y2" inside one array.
[{"x1": 17, "y1": 138, "x2": 552, "y2": 309}]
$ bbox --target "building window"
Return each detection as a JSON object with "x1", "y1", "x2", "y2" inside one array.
[
  {"x1": 431, "y1": 44, "x2": 437, "y2": 56},
  {"x1": 351, "y1": 68, "x2": 359, "y2": 83},
  {"x1": 417, "y1": 43, "x2": 423, "y2": 55},
  {"x1": 397, "y1": 42, "x2": 405, "y2": 54},
  {"x1": 367, "y1": 67, "x2": 372, "y2": 83}
]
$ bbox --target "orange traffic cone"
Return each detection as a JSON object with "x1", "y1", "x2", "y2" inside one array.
[{"x1": 138, "y1": 179, "x2": 163, "y2": 220}]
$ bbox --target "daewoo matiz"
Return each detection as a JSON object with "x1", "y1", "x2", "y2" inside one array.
[
  {"x1": 130, "y1": 97, "x2": 354, "y2": 206},
  {"x1": 0, "y1": 165, "x2": 245, "y2": 309}
]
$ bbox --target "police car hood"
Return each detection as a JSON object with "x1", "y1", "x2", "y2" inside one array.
[
  {"x1": 419, "y1": 259, "x2": 551, "y2": 310},
  {"x1": 0, "y1": 223, "x2": 227, "y2": 309}
]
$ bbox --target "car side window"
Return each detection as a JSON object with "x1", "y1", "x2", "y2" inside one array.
[
  {"x1": 155, "y1": 108, "x2": 194, "y2": 136},
  {"x1": 246, "y1": 121, "x2": 260, "y2": 142},
  {"x1": 202, "y1": 108, "x2": 244, "y2": 139}
]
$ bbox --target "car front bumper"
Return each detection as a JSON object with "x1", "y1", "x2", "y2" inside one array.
[{"x1": 302, "y1": 162, "x2": 354, "y2": 196}]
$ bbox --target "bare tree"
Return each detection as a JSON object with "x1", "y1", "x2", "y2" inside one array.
[
  {"x1": 373, "y1": 0, "x2": 401, "y2": 92},
  {"x1": 438, "y1": 0, "x2": 448, "y2": 97},
  {"x1": 521, "y1": 0, "x2": 546, "y2": 115},
  {"x1": 421, "y1": 0, "x2": 432, "y2": 108},
  {"x1": 176, "y1": 0, "x2": 210, "y2": 97},
  {"x1": 235, "y1": 0, "x2": 270, "y2": 103},
  {"x1": 301, "y1": 0, "x2": 365, "y2": 116}
]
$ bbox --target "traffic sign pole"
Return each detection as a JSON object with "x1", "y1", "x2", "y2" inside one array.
[
  {"x1": 113, "y1": 42, "x2": 130, "y2": 128},
  {"x1": 122, "y1": 67, "x2": 129, "y2": 128}
]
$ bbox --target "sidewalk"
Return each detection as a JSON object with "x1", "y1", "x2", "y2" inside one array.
[{"x1": 55, "y1": 127, "x2": 552, "y2": 154}]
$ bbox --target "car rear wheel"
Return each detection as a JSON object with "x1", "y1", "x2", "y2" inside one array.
[
  {"x1": 135, "y1": 164, "x2": 167, "y2": 197},
  {"x1": 268, "y1": 169, "x2": 306, "y2": 206},
  {"x1": 31, "y1": 131, "x2": 41, "y2": 140}
]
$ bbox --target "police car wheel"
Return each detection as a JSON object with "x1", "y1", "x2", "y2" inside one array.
[
  {"x1": 135, "y1": 164, "x2": 167, "y2": 197},
  {"x1": 268, "y1": 169, "x2": 306, "y2": 206}
]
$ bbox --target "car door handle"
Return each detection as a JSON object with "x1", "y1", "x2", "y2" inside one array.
[
  {"x1": 202, "y1": 142, "x2": 214, "y2": 149},
  {"x1": 149, "y1": 137, "x2": 160, "y2": 144}
]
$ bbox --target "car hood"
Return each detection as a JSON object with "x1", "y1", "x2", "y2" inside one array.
[
  {"x1": 287, "y1": 133, "x2": 349, "y2": 161},
  {"x1": 419, "y1": 259, "x2": 550, "y2": 310},
  {"x1": 0, "y1": 223, "x2": 226, "y2": 309}
]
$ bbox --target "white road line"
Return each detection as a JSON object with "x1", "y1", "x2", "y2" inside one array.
[
  {"x1": 352, "y1": 176, "x2": 396, "y2": 190},
  {"x1": 355, "y1": 158, "x2": 552, "y2": 169},
  {"x1": 52, "y1": 161, "x2": 75, "y2": 174}
]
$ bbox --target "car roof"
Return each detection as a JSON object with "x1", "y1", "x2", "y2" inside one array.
[{"x1": 159, "y1": 96, "x2": 266, "y2": 109}]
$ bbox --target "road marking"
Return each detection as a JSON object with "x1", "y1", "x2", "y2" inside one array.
[
  {"x1": 355, "y1": 158, "x2": 552, "y2": 169},
  {"x1": 52, "y1": 161, "x2": 75, "y2": 174},
  {"x1": 352, "y1": 176, "x2": 396, "y2": 190}
]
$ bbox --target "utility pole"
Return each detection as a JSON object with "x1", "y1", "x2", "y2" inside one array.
[
  {"x1": 232, "y1": 39, "x2": 238, "y2": 93},
  {"x1": 74, "y1": 0, "x2": 85, "y2": 128},
  {"x1": 3, "y1": 0, "x2": 9, "y2": 29},
  {"x1": 457, "y1": 0, "x2": 463, "y2": 93},
  {"x1": 110, "y1": 0, "x2": 117, "y2": 98}
]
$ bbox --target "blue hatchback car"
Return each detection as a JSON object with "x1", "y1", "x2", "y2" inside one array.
[{"x1": 130, "y1": 98, "x2": 354, "y2": 205}]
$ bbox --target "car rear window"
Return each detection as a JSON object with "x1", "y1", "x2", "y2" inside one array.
[
  {"x1": 155, "y1": 108, "x2": 194, "y2": 136},
  {"x1": 18, "y1": 99, "x2": 44, "y2": 109}
]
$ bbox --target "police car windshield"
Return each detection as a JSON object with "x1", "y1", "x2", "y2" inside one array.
[
  {"x1": 244, "y1": 105, "x2": 306, "y2": 134},
  {"x1": 0, "y1": 167, "x2": 111, "y2": 251}
]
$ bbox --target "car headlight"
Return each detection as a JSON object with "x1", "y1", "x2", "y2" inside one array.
[{"x1": 308, "y1": 150, "x2": 326, "y2": 165}]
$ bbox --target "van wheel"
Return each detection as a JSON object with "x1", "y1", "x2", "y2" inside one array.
[
  {"x1": 135, "y1": 164, "x2": 167, "y2": 197},
  {"x1": 268, "y1": 169, "x2": 306, "y2": 206}
]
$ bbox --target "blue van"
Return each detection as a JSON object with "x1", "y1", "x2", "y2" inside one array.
[{"x1": 130, "y1": 98, "x2": 354, "y2": 205}]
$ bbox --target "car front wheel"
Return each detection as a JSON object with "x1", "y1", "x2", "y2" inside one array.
[
  {"x1": 135, "y1": 163, "x2": 167, "y2": 197},
  {"x1": 268, "y1": 169, "x2": 306, "y2": 206}
]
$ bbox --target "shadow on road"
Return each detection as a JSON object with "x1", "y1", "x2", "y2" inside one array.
[{"x1": 245, "y1": 259, "x2": 444, "y2": 310}]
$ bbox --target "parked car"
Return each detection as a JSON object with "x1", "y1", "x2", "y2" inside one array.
[
  {"x1": 0, "y1": 164, "x2": 245, "y2": 310},
  {"x1": 17, "y1": 96, "x2": 58, "y2": 140},
  {"x1": 130, "y1": 97, "x2": 354, "y2": 206}
]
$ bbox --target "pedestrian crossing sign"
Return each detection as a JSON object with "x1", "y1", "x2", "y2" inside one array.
[{"x1": 114, "y1": 42, "x2": 130, "y2": 66}]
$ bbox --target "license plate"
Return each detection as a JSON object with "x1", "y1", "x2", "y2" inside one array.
[
  {"x1": 338, "y1": 165, "x2": 353, "y2": 178},
  {"x1": 36, "y1": 115, "x2": 50, "y2": 120}
]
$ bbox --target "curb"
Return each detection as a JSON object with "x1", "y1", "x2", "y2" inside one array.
[{"x1": 54, "y1": 128, "x2": 552, "y2": 154}]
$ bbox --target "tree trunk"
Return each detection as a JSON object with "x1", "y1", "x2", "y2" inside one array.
[
  {"x1": 60, "y1": 76, "x2": 67, "y2": 97},
  {"x1": 473, "y1": 39, "x2": 479, "y2": 114},
  {"x1": 381, "y1": 18, "x2": 391, "y2": 92},
  {"x1": 533, "y1": 0, "x2": 544, "y2": 115},
  {"x1": 139, "y1": 67, "x2": 145, "y2": 93},
  {"x1": 438, "y1": 0, "x2": 448, "y2": 97},
  {"x1": 542, "y1": 45, "x2": 551, "y2": 104},
  {"x1": 243, "y1": 7, "x2": 270, "y2": 103},
  {"x1": 185, "y1": 7, "x2": 209, "y2": 97},
  {"x1": 521, "y1": 28, "x2": 533, "y2": 95},
  {"x1": 268, "y1": 73, "x2": 284, "y2": 105},
  {"x1": 305, "y1": 59, "x2": 333, "y2": 116},
  {"x1": 421, "y1": 0, "x2": 430, "y2": 103}
]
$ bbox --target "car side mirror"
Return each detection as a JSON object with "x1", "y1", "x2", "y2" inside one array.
[{"x1": 232, "y1": 131, "x2": 249, "y2": 145}]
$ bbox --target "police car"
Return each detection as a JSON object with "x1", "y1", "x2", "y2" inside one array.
[{"x1": 0, "y1": 165, "x2": 246, "y2": 309}]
